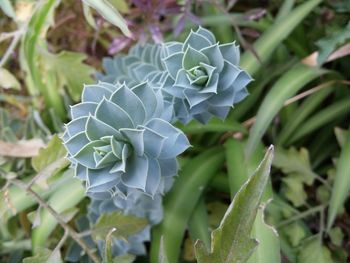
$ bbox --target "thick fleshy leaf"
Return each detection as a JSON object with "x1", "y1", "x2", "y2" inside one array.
[
  {"x1": 132, "y1": 82, "x2": 159, "y2": 119},
  {"x1": 64, "y1": 132, "x2": 90, "y2": 156},
  {"x1": 200, "y1": 44, "x2": 224, "y2": 72},
  {"x1": 110, "y1": 84, "x2": 147, "y2": 124},
  {"x1": 183, "y1": 31, "x2": 212, "y2": 51},
  {"x1": 70, "y1": 102, "x2": 97, "y2": 118},
  {"x1": 73, "y1": 140, "x2": 107, "y2": 168},
  {"x1": 82, "y1": 84, "x2": 112, "y2": 102},
  {"x1": 183, "y1": 46, "x2": 210, "y2": 70},
  {"x1": 145, "y1": 158, "x2": 161, "y2": 196},
  {"x1": 163, "y1": 52, "x2": 183, "y2": 79},
  {"x1": 85, "y1": 115, "x2": 119, "y2": 141},
  {"x1": 219, "y1": 42, "x2": 240, "y2": 65},
  {"x1": 142, "y1": 127, "x2": 167, "y2": 158},
  {"x1": 196, "y1": 27, "x2": 216, "y2": 44},
  {"x1": 120, "y1": 128, "x2": 145, "y2": 156},
  {"x1": 122, "y1": 154, "x2": 149, "y2": 191},
  {"x1": 95, "y1": 98, "x2": 134, "y2": 129},
  {"x1": 65, "y1": 117, "x2": 88, "y2": 137}
]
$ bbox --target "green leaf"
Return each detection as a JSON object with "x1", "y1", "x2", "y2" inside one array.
[
  {"x1": 329, "y1": 227, "x2": 344, "y2": 247},
  {"x1": 150, "y1": 147, "x2": 225, "y2": 263},
  {"x1": 316, "y1": 22, "x2": 350, "y2": 64},
  {"x1": 334, "y1": 127, "x2": 348, "y2": 148},
  {"x1": 44, "y1": 51, "x2": 95, "y2": 101},
  {"x1": 273, "y1": 147, "x2": 317, "y2": 185},
  {"x1": 0, "y1": 68, "x2": 21, "y2": 90},
  {"x1": 177, "y1": 118, "x2": 246, "y2": 134},
  {"x1": 113, "y1": 254, "x2": 136, "y2": 263},
  {"x1": 0, "y1": 0, "x2": 15, "y2": 19},
  {"x1": 327, "y1": 126, "x2": 350, "y2": 230},
  {"x1": 281, "y1": 176, "x2": 307, "y2": 207},
  {"x1": 23, "y1": 248, "x2": 62, "y2": 263},
  {"x1": 282, "y1": 222, "x2": 307, "y2": 247},
  {"x1": 194, "y1": 146, "x2": 274, "y2": 263},
  {"x1": 297, "y1": 236, "x2": 333, "y2": 263},
  {"x1": 240, "y1": 0, "x2": 322, "y2": 76},
  {"x1": 247, "y1": 205, "x2": 280, "y2": 263},
  {"x1": 82, "y1": 0, "x2": 131, "y2": 37},
  {"x1": 32, "y1": 135, "x2": 67, "y2": 172},
  {"x1": 93, "y1": 211, "x2": 148, "y2": 241},
  {"x1": 245, "y1": 63, "x2": 325, "y2": 157}
]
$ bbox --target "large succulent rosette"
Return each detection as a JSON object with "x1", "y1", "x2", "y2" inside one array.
[
  {"x1": 161, "y1": 27, "x2": 252, "y2": 124},
  {"x1": 62, "y1": 81, "x2": 189, "y2": 199},
  {"x1": 89, "y1": 191, "x2": 163, "y2": 256}
]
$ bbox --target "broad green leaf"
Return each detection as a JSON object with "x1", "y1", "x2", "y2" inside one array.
[
  {"x1": 329, "y1": 227, "x2": 344, "y2": 247},
  {"x1": 297, "y1": 236, "x2": 333, "y2": 263},
  {"x1": 245, "y1": 63, "x2": 325, "y2": 157},
  {"x1": 93, "y1": 212, "x2": 148, "y2": 241},
  {"x1": 150, "y1": 147, "x2": 225, "y2": 263},
  {"x1": 82, "y1": 0, "x2": 131, "y2": 37},
  {"x1": 316, "y1": 22, "x2": 350, "y2": 64},
  {"x1": 240, "y1": 0, "x2": 322, "y2": 76},
  {"x1": 44, "y1": 51, "x2": 95, "y2": 101},
  {"x1": 247, "y1": 206, "x2": 280, "y2": 263},
  {"x1": 0, "y1": 68, "x2": 21, "y2": 90},
  {"x1": 194, "y1": 146, "x2": 274, "y2": 263},
  {"x1": 327, "y1": 126, "x2": 350, "y2": 230},
  {"x1": 0, "y1": 0, "x2": 15, "y2": 18},
  {"x1": 23, "y1": 248, "x2": 62, "y2": 263}
]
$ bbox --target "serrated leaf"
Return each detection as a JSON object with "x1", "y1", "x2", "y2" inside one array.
[
  {"x1": 23, "y1": 248, "x2": 62, "y2": 263},
  {"x1": 0, "y1": 68, "x2": 21, "y2": 90},
  {"x1": 31, "y1": 135, "x2": 68, "y2": 188},
  {"x1": 82, "y1": 0, "x2": 131, "y2": 37},
  {"x1": 282, "y1": 222, "x2": 307, "y2": 247},
  {"x1": 297, "y1": 236, "x2": 333, "y2": 263},
  {"x1": 273, "y1": 147, "x2": 317, "y2": 185},
  {"x1": 45, "y1": 51, "x2": 95, "y2": 101},
  {"x1": 281, "y1": 176, "x2": 307, "y2": 207},
  {"x1": 195, "y1": 146, "x2": 274, "y2": 263},
  {"x1": 316, "y1": 22, "x2": 350, "y2": 64},
  {"x1": 93, "y1": 211, "x2": 148, "y2": 241},
  {"x1": 32, "y1": 135, "x2": 67, "y2": 172}
]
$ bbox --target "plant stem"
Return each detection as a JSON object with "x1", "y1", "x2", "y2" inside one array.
[{"x1": 10, "y1": 179, "x2": 101, "y2": 263}]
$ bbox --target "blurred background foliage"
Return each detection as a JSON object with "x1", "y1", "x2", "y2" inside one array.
[{"x1": 0, "y1": 0, "x2": 350, "y2": 262}]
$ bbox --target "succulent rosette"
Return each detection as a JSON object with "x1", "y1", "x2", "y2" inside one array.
[
  {"x1": 62, "y1": 81, "x2": 189, "y2": 199},
  {"x1": 161, "y1": 27, "x2": 252, "y2": 124},
  {"x1": 89, "y1": 191, "x2": 163, "y2": 256}
]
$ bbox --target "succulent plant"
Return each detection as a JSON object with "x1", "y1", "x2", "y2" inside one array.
[
  {"x1": 161, "y1": 27, "x2": 252, "y2": 124},
  {"x1": 89, "y1": 191, "x2": 163, "y2": 256},
  {"x1": 62, "y1": 81, "x2": 189, "y2": 199}
]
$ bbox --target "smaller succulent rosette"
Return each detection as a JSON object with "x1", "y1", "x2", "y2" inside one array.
[
  {"x1": 161, "y1": 27, "x2": 252, "y2": 124},
  {"x1": 89, "y1": 191, "x2": 163, "y2": 256},
  {"x1": 62, "y1": 81, "x2": 189, "y2": 199}
]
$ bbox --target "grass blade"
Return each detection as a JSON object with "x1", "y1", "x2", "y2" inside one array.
[
  {"x1": 240, "y1": 0, "x2": 322, "y2": 76},
  {"x1": 245, "y1": 63, "x2": 325, "y2": 158},
  {"x1": 327, "y1": 127, "x2": 350, "y2": 230}
]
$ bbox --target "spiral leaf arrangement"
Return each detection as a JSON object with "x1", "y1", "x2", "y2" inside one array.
[{"x1": 63, "y1": 27, "x2": 251, "y2": 258}]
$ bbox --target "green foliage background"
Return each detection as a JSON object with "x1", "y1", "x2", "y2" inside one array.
[{"x1": 0, "y1": 0, "x2": 350, "y2": 262}]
